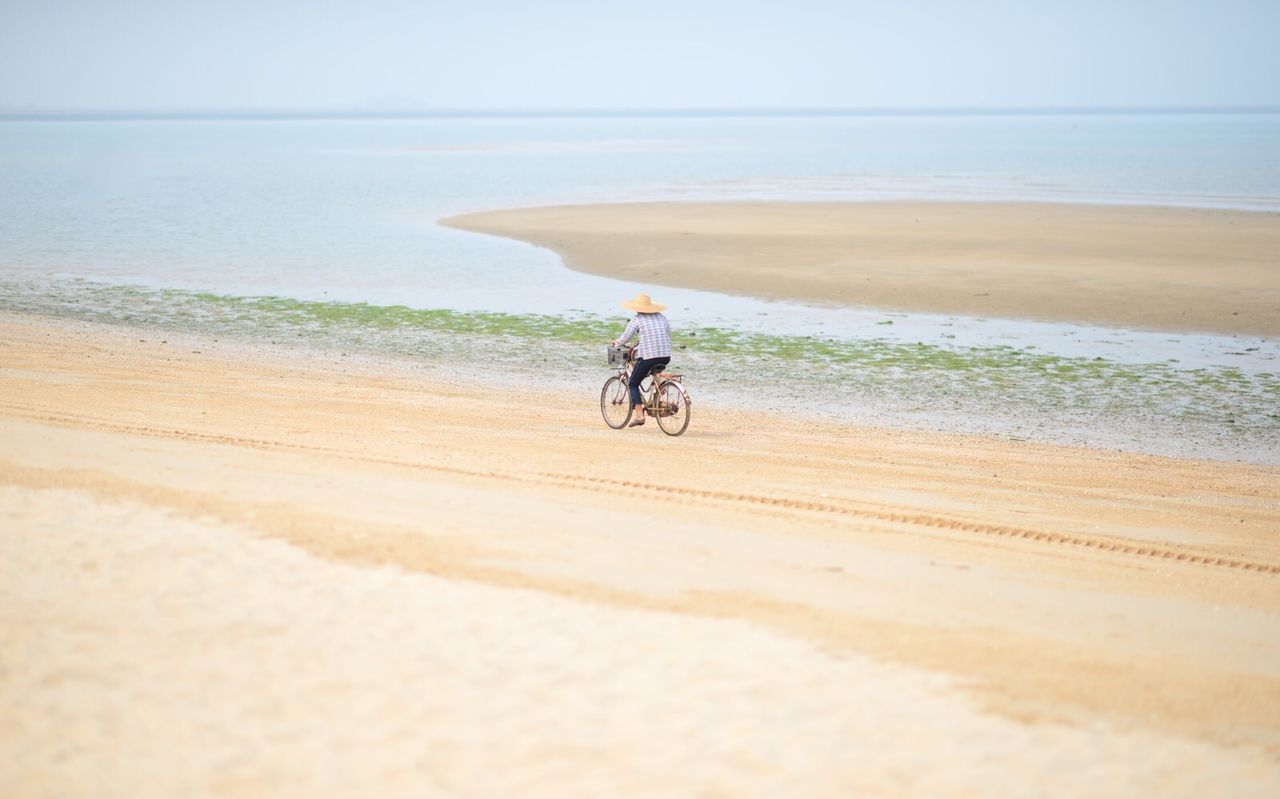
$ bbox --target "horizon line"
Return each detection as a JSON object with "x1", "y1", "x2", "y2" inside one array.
[{"x1": 2, "y1": 104, "x2": 1279, "y2": 121}]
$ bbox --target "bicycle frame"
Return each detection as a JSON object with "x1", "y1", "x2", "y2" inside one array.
[{"x1": 614, "y1": 354, "x2": 691, "y2": 414}]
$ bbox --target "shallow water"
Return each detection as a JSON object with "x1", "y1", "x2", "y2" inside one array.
[
  {"x1": 3, "y1": 112, "x2": 1278, "y2": 360},
  {"x1": 3, "y1": 113, "x2": 1279, "y2": 314}
]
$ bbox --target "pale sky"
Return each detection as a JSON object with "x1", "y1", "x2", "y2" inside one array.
[{"x1": 1, "y1": 0, "x2": 1277, "y2": 111}]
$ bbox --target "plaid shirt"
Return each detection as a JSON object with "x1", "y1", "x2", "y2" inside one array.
[{"x1": 615, "y1": 312, "x2": 672, "y2": 359}]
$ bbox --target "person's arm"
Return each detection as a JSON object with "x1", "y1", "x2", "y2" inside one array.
[{"x1": 613, "y1": 317, "x2": 640, "y2": 347}]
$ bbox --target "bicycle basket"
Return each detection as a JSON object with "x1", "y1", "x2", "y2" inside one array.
[{"x1": 607, "y1": 345, "x2": 630, "y2": 366}]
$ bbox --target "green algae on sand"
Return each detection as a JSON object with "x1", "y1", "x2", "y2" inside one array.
[{"x1": 4, "y1": 280, "x2": 1278, "y2": 451}]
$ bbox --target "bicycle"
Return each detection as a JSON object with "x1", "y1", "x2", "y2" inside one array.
[{"x1": 600, "y1": 345, "x2": 691, "y2": 436}]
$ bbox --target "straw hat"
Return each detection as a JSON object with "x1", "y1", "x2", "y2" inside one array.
[{"x1": 621, "y1": 292, "x2": 666, "y2": 313}]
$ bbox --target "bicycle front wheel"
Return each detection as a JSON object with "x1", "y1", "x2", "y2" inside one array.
[
  {"x1": 600, "y1": 376, "x2": 632, "y2": 429},
  {"x1": 654, "y1": 381, "x2": 690, "y2": 436}
]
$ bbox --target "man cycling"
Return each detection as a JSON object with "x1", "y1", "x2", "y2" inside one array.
[{"x1": 612, "y1": 293, "x2": 672, "y2": 428}]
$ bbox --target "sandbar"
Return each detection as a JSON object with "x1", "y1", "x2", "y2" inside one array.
[{"x1": 442, "y1": 202, "x2": 1280, "y2": 336}]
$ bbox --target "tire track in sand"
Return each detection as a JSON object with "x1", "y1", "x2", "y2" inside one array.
[
  {"x1": 539, "y1": 472, "x2": 1280, "y2": 576},
  {"x1": 5, "y1": 403, "x2": 1278, "y2": 577}
]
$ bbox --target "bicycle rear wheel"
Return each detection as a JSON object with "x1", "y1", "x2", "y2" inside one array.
[
  {"x1": 600, "y1": 376, "x2": 632, "y2": 429},
  {"x1": 654, "y1": 381, "x2": 690, "y2": 436}
]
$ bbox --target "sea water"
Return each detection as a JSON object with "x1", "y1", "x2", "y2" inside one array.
[{"x1": 2, "y1": 112, "x2": 1278, "y2": 292}]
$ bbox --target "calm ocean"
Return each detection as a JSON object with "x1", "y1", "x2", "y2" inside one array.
[{"x1": 2, "y1": 111, "x2": 1278, "y2": 319}]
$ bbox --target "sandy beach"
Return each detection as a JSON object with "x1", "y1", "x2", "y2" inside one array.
[
  {"x1": 3, "y1": 315, "x2": 1279, "y2": 797},
  {"x1": 442, "y1": 202, "x2": 1280, "y2": 336},
  {"x1": 5, "y1": 0, "x2": 1280, "y2": 791}
]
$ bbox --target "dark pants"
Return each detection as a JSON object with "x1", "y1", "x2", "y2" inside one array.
[{"x1": 629, "y1": 356, "x2": 671, "y2": 407}]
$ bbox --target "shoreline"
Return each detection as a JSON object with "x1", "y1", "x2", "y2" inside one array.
[
  {"x1": 3, "y1": 315, "x2": 1279, "y2": 794},
  {"x1": 441, "y1": 201, "x2": 1280, "y2": 337}
]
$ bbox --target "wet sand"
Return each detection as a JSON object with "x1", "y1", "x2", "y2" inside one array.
[
  {"x1": 442, "y1": 202, "x2": 1280, "y2": 336},
  {"x1": 2, "y1": 316, "x2": 1279, "y2": 797}
]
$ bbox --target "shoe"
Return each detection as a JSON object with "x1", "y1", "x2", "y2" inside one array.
[{"x1": 628, "y1": 418, "x2": 646, "y2": 427}]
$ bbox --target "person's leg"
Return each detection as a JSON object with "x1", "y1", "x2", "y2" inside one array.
[{"x1": 628, "y1": 358, "x2": 660, "y2": 425}]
